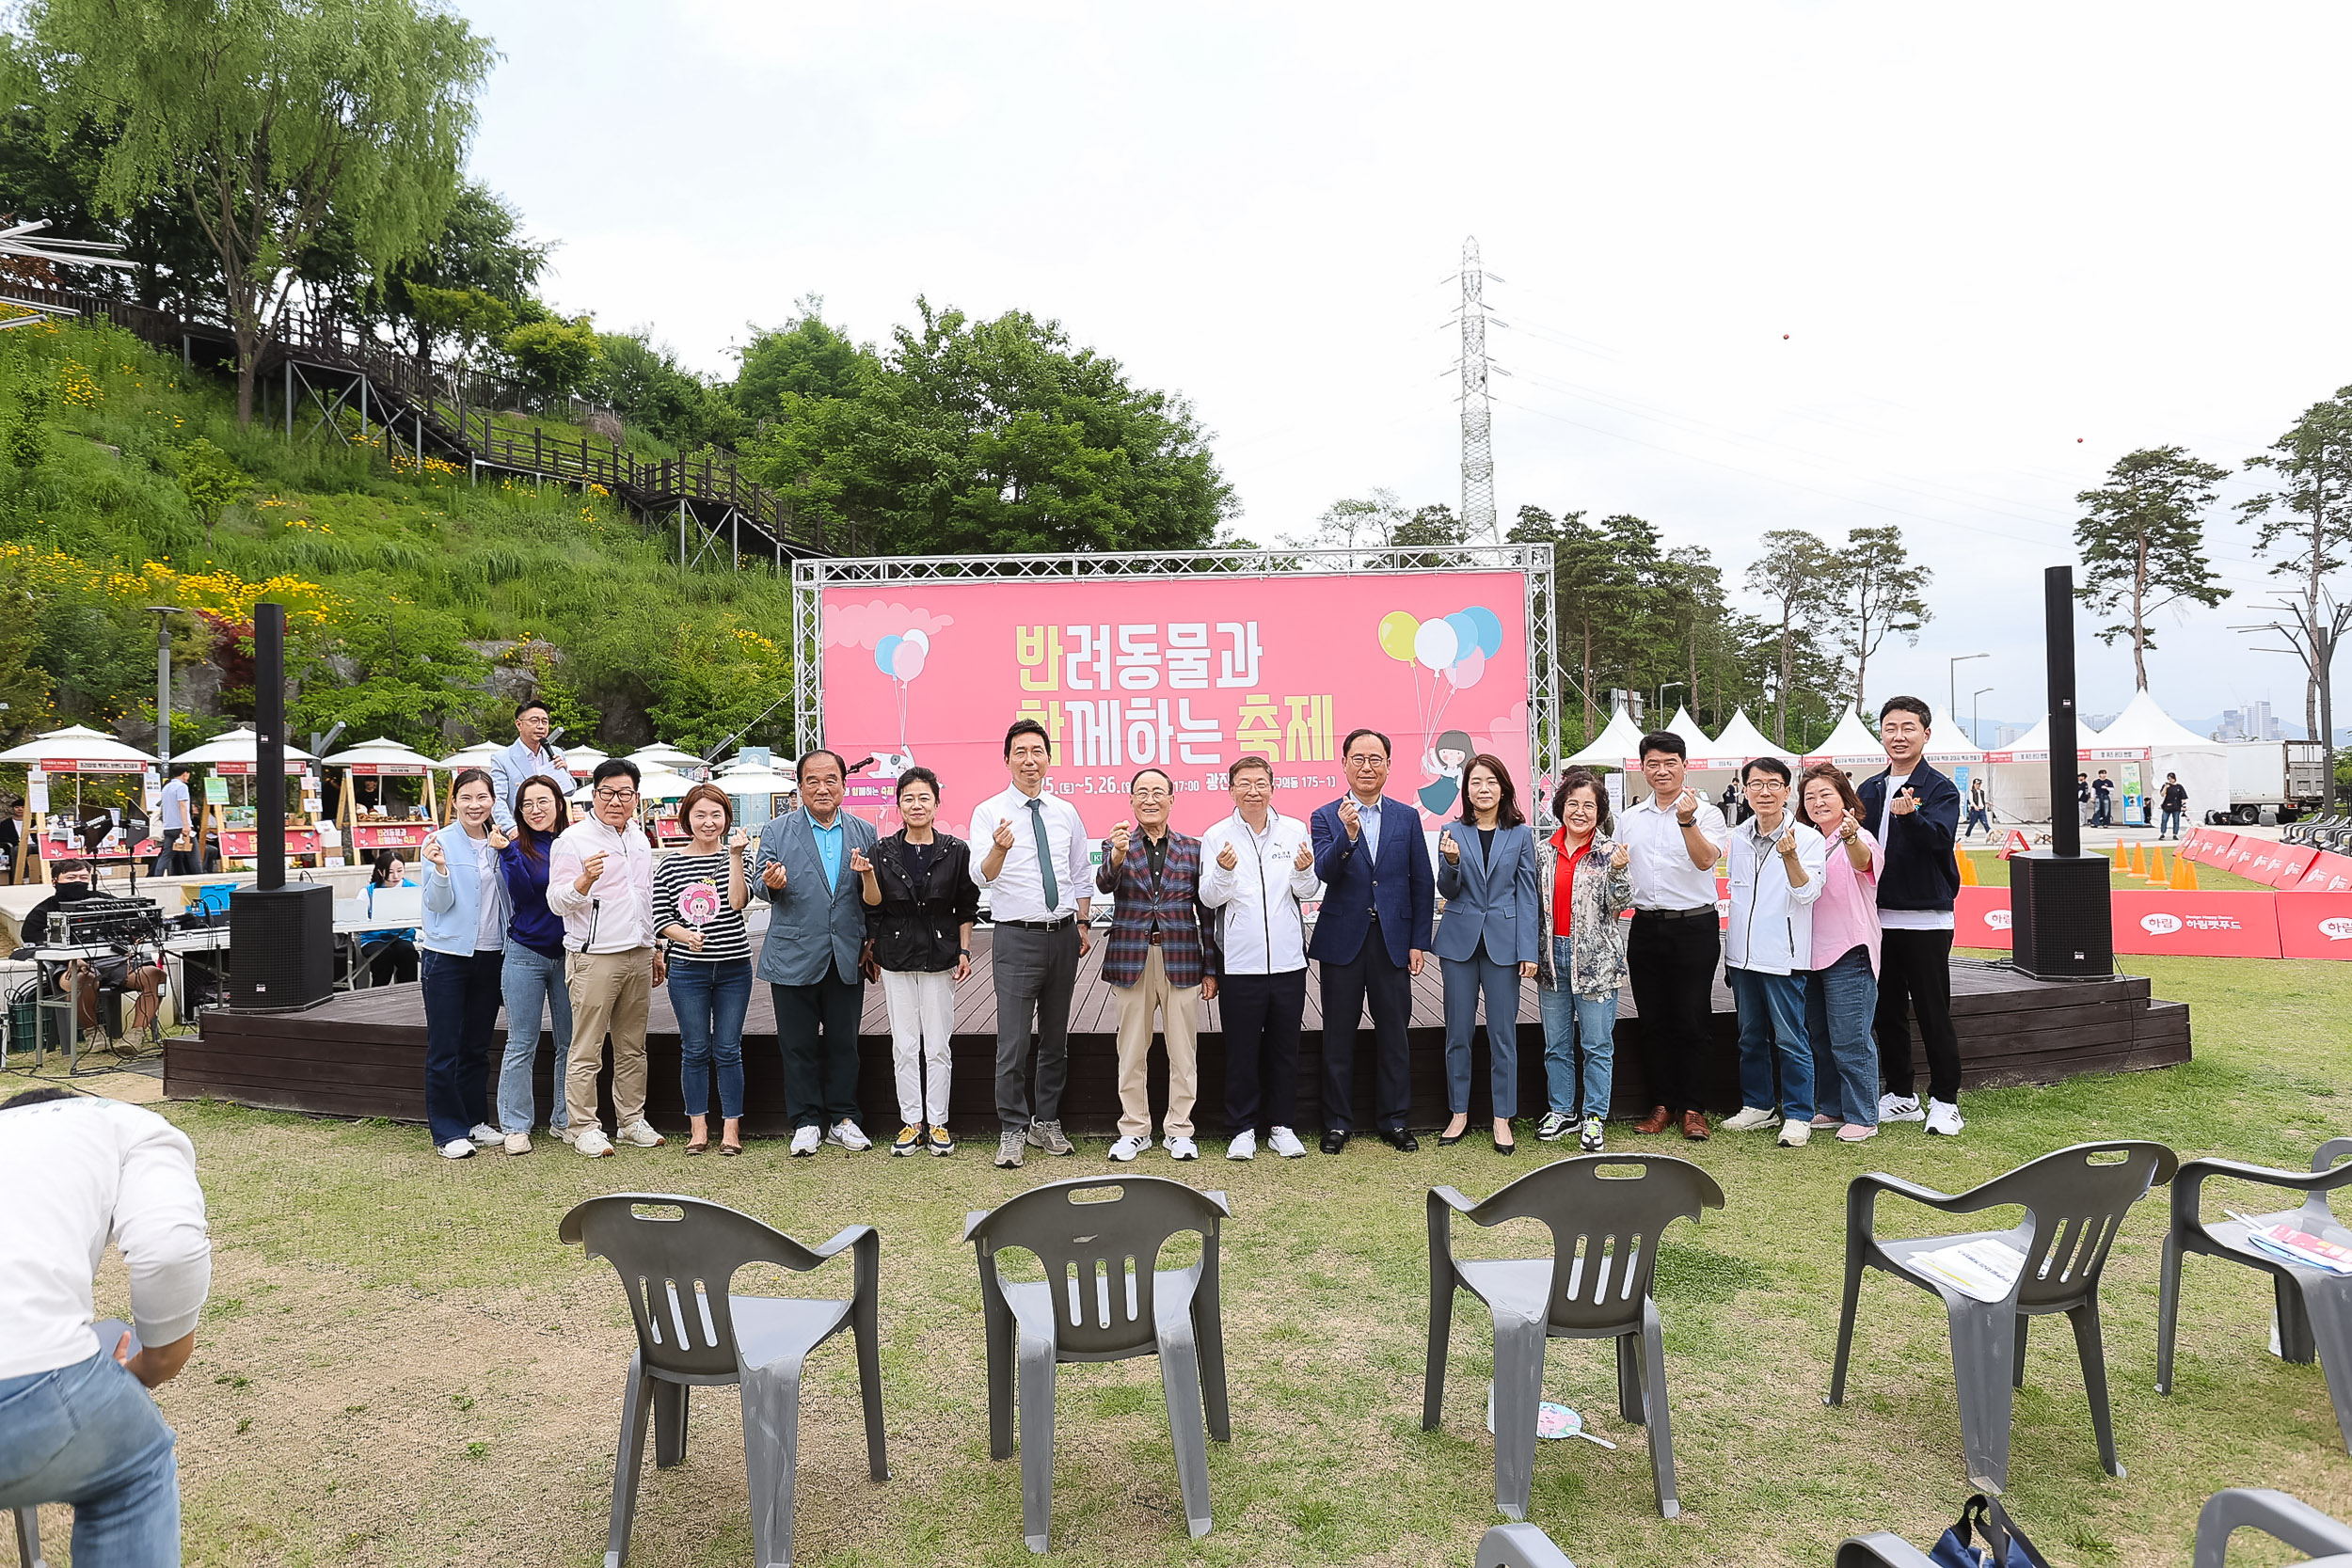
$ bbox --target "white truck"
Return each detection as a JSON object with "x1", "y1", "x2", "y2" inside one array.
[{"x1": 2215, "y1": 741, "x2": 2330, "y2": 825}]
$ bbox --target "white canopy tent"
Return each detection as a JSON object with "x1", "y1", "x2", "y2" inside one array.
[
  {"x1": 1802, "y1": 710, "x2": 1886, "y2": 770},
  {"x1": 2087, "y1": 689, "x2": 2225, "y2": 828},
  {"x1": 1, "y1": 724, "x2": 159, "y2": 881},
  {"x1": 1660, "y1": 705, "x2": 1721, "y2": 769},
  {"x1": 1981, "y1": 716, "x2": 2148, "y2": 824},
  {"x1": 1925, "y1": 706, "x2": 1985, "y2": 768},
  {"x1": 1564, "y1": 705, "x2": 1648, "y2": 770},
  {"x1": 1708, "y1": 709, "x2": 1797, "y2": 768}
]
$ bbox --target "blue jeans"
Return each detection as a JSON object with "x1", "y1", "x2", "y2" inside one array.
[
  {"x1": 1441, "y1": 949, "x2": 1523, "y2": 1117},
  {"x1": 1806, "y1": 944, "x2": 1880, "y2": 1126},
  {"x1": 1726, "y1": 965, "x2": 1813, "y2": 1119},
  {"x1": 0, "y1": 1349, "x2": 179, "y2": 1567},
  {"x1": 1537, "y1": 939, "x2": 1618, "y2": 1120},
  {"x1": 672, "y1": 958, "x2": 753, "y2": 1121},
  {"x1": 498, "y1": 941, "x2": 571, "y2": 1134},
  {"x1": 421, "y1": 947, "x2": 502, "y2": 1146},
  {"x1": 2160, "y1": 808, "x2": 2183, "y2": 838}
]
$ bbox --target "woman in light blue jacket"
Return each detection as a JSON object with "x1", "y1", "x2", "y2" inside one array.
[
  {"x1": 1432, "y1": 753, "x2": 1541, "y2": 1153},
  {"x1": 419, "y1": 768, "x2": 510, "y2": 1161}
]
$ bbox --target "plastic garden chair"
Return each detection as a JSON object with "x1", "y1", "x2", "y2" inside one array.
[
  {"x1": 963, "y1": 1176, "x2": 1232, "y2": 1553},
  {"x1": 1827, "y1": 1140, "x2": 2178, "y2": 1495},
  {"x1": 1425, "y1": 1154, "x2": 1726, "y2": 1521},
  {"x1": 1835, "y1": 1486, "x2": 2352, "y2": 1568},
  {"x1": 1477, "y1": 1521, "x2": 1577, "y2": 1567},
  {"x1": 2159, "y1": 1135, "x2": 2352, "y2": 1453},
  {"x1": 560, "y1": 1195, "x2": 884, "y2": 1568}
]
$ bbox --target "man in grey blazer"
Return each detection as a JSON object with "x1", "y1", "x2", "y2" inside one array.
[{"x1": 752, "y1": 749, "x2": 880, "y2": 1156}]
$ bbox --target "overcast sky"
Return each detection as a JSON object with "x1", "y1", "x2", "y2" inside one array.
[{"x1": 454, "y1": 1, "x2": 2352, "y2": 737}]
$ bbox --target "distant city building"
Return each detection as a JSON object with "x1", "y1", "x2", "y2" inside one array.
[
  {"x1": 1994, "y1": 723, "x2": 2028, "y2": 748},
  {"x1": 2212, "y1": 701, "x2": 2285, "y2": 743}
]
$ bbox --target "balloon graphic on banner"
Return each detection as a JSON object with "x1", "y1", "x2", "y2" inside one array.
[
  {"x1": 1377, "y1": 610, "x2": 1420, "y2": 662},
  {"x1": 891, "y1": 639, "x2": 926, "y2": 680},
  {"x1": 1444, "y1": 610, "x2": 1482, "y2": 662},
  {"x1": 1449, "y1": 646, "x2": 1486, "y2": 689},
  {"x1": 1464, "y1": 606, "x2": 1503, "y2": 659},
  {"x1": 874, "y1": 634, "x2": 903, "y2": 676},
  {"x1": 1413, "y1": 617, "x2": 1458, "y2": 672}
]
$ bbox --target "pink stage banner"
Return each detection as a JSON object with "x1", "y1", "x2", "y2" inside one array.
[
  {"x1": 820, "y1": 574, "x2": 1532, "y2": 838},
  {"x1": 1955, "y1": 887, "x2": 2290, "y2": 958}
]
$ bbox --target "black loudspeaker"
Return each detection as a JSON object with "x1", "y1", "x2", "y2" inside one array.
[
  {"x1": 228, "y1": 883, "x2": 334, "y2": 1009},
  {"x1": 2010, "y1": 852, "x2": 2113, "y2": 979}
]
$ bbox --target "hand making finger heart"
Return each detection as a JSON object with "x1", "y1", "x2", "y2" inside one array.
[
  {"x1": 1216, "y1": 841, "x2": 1239, "y2": 871},
  {"x1": 1439, "y1": 830, "x2": 1460, "y2": 863},
  {"x1": 1294, "y1": 839, "x2": 1314, "y2": 871},
  {"x1": 993, "y1": 817, "x2": 1016, "y2": 852},
  {"x1": 761, "y1": 860, "x2": 787, "y2": 890}
]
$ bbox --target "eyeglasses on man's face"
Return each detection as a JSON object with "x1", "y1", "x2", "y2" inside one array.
[{"x1": 595, "y1": 788, "x2": 639, "y2": 803}]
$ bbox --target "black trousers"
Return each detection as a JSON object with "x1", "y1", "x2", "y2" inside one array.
[
  {"x1": 992, "y1": 922, "x2": 1081, "y2": 1130},
  {"x1": 1221, "y1": 968, "x2": 1306, "y2": 1135},
  {"x1": 1875, "y1": 927, "x2": 1963, "y2": 1105},
  {"x1": 772, "y1": 974, "x2": 864, "y2": 1131},
  {"x1": 1626, "y1": 911, "x2": 1720, "y2": 1116},
  {"x1": 1318, "y1": 913, "x2": 1413, "y2": 1132}
]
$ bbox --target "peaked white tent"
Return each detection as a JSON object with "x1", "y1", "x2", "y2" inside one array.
[
  {"x1": 1803, "y1": 710, "x2": 1885, "y2": 768},
  {"x1": 173, "y1": 723, "x2": 314, "y2": 773},
  {"x1": 1925, "y1": 706, "x2": 1985, "y2": 767},
  {"x1": 1565, "y1": 705, "x2": 1647, "y2": 769},
  {"x1": 2089, "y1": 689, "x2": 2226, "y2": 827},
  {"x1": 1708, "y1": 708, "x2": 1796, "y2": 767},
  {"x1": 1662, "y1": 705, "x2": 1717, "y2": 768}
]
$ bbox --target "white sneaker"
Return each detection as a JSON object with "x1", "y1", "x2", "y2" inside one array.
[
  {"x1": 1722, "y1": 1105, "x2": 1781, "y2": 1132},
  {"x1": 617, "y1": 1120, "x2": 665, "y2": 1148},
  {"x1": 1109, "y1": 1134, "x2": 1149, "y2": 1163},
  {"x1": 1879, "y1": 1094, "x2": 1926, "y2": 1123},
  {"x1": 994, "y1": 1130, "x2": 1025, "y2": 1168},
  {"x1": 1268, "y1": 1126, "x2": 1308, "y2": 1159},
  {"x1": 1167, "y1": 1136, "x2": 1199, "y2": 1162},
  {"x1": 468, "y1": 1122, "x2": 502, "y2": 1147},
  {"x1": 572, "y1": 1128, "x2": 614, "y2": 1158},
  {"x1": 1777, "y1": 1120, "x2": 1812, "y2": 1148},
  {"x1": 828, "y1": 1119, "x2": 871, "y2": 1151},
  {"x1": 502, "y1": 1132, "x2": 532, "y2": 1156},
  {"x1": 439, "y1": 1138, "x2": 475, "y2": 1160},
  {"x1": 789, "y1": 1126, "x2": 821, "y2": 1157},
  {"x1": 1226, "y1": 1130, "x2": 1258, "y2": 1161},
  {"x1": 1924, "y1": 1100, "x2": 1965, "y2": 1136}
]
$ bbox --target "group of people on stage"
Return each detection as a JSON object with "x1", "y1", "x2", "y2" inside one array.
[{"x1": 408, "y1": 693, "x2": 1968, "y2": 1164}]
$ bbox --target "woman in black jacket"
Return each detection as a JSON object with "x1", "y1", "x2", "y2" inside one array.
[{"x1": 855, "y1": 768, "x2": 979, "y2": 1157}]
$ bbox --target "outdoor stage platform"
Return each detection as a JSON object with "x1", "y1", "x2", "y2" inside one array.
[{"x1": 172, "y1": 931, "x2": 2192, "y2": 1138}]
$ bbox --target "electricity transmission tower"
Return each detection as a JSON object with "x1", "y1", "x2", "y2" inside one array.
[{"x1": 1453, "y1": 236, "x2": 1502, "y2": 543}]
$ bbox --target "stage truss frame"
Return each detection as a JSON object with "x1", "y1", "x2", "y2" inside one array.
[{"x1": 790, "y1": 544, "x2": 1561, "y2": 793}]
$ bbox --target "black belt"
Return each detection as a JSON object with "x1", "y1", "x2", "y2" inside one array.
[
  {"x1": 1633, "y1": 906, "x2": 1715, "y2": 922},
  {"x1": 999, "y1": 915, "x2": 1073, "y2": 930}
]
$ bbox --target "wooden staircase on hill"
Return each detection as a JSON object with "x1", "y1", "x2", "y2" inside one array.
[{"x1": 0, "y1": 280, "x2": 828, "y2": 567}]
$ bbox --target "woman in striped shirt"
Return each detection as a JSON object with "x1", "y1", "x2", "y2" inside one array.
[{"x1": 654, "y1": 783, "x2": 754, "y2": 1155}]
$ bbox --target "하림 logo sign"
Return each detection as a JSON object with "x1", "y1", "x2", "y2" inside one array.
[
  {"x1": 2321, "y1": 917, "x2": 2352, "y2": 942},
  {"x1": 2141, "y1": 912, "x2": 2184, "y2": 936}
]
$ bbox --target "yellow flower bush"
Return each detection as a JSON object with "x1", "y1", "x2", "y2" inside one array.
[{"x1": 0, "y1": 542, "x2": 346, "y2": 626}]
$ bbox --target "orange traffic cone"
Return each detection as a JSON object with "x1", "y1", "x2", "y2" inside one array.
[
  {"x1": 1956, "y1": 847, "x2": 1979, "y2": 886},
  {"x1": 2144, "y1": 847, "x2": 2168, "y2": 883},
  {"x1": 2126, "y1": 841, "x2": 2145, "y2": 877},
  {"x1": 2110, "y1": 841, "x2": 2128, "y2": 870},
  {"x1": 2169, "y1": 853, "x2": 2199, "y2": 891}
]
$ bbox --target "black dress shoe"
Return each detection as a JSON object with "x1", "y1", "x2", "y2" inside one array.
[
  {"x1": 1438, "y1": 1129, "x2": 1467, "y2": 1147},
  {"x1": 1379, "y1": 1128, "x2": 1420, "y2": 1152},
  {"x1": 1320, "y1": 1129, "x2": 1348, "y2": 1155},
  {"x1": 1494, "y1": 1136, "x2": 1517, "y2": 1155}
]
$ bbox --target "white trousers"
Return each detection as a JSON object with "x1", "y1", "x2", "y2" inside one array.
[{"x1": 882, "y1": 966, "x2": 955, "y2": 1126}]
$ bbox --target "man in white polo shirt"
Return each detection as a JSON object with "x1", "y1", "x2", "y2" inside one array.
[
  {"x1": 1617, "y1": 731, "x2": 1727, "y2": 1140},
  {"x1": 0, "y1": 1086, "x2": 213, "y2": 1566}
]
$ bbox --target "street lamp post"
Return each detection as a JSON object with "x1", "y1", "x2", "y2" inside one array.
[
  {"x1": 147, "y1": 607, "x2": 186, "y2": 766},
  {"x1": 1654, "y1": 682, "x2": 1683, "y2": 726},
  {"x1": 1949, "y1": 653, "x2": 1989, "y2": 731},
  {"x1": 1974, "y1": 687, "x2": 1995, "y2": 752}
]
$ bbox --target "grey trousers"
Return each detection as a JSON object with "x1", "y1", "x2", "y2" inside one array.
[{"x1": 993, "y1": 921, "x2": 1081, "y2": 1130}]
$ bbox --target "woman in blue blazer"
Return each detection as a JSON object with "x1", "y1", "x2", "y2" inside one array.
[{"x1": 1433, "y1": 753, "x2": 1541, "y2": 1152}]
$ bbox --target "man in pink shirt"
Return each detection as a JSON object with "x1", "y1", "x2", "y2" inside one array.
[{"x1": 548, "y1": 758, "x2": 663, "y2": 1158}]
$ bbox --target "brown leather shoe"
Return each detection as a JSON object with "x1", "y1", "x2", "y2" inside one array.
[
  {"x1": 1631, "y1": 1105, "x2": 1673, "y2": 1135},
  {"x1": 1679, "y1": 1110, "x2": 1710, "y2": 1140}
]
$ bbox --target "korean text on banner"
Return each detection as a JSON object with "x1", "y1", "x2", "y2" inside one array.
[
  {"x1": 818, "y1": 574, "x2": 1534, "y2": 838},
  {"x1": 2276, "y1": 892, "x2": 2352, "y2": 959}
]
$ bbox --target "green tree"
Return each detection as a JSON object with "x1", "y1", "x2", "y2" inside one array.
[
  {"x1": 167, "y1": 436, "x2": 248, "y2": 545},
  {"x1": 1391, "y1": 500, "x2": 1462, "y2": 568},
  {"x1": 732, "y1": 295, "x2": 875, "y2": 424},
  {"x1": 504, "y1": 317, "x2": 600, "y2": 404},
  {"x1": 0, "y1": 597, "x2": 51, "y2": 741},
  {"x1": 378, "y1": 181, "x2": 547, "y2": 372},
  {"x1": 1827, "y1": 524, "x2": 1931, "y2": 713},
  {"x1": 1743, "y1": 528, "x2": 1840, "y2": 744},
  {"x1": 404, "y1": 281, "x2": 514, "y2": 368},
  {"x1": 2073, "y1": 445, "x2": 2231, "y2": 690},
  {"x1": 2239, "y1": 388, "x2": 2352, "y2": 752},
  {"x1": 595, "y1": 332, "x2": 743, "y2": 450},
  {"x1": 22, "y1": 0, "x2": 494, "y2": 424}
]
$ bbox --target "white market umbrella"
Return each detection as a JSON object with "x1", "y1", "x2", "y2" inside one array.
[
  {"x1": 627, "y1": 743, "x2": 706, "y2": 773},
  {"x1": 0, "y1": 722, "x2": 157, "y2": 772},
  {"x1": 437, "y1": 741, "x2": 503, "y2": 772},
  {"x1": 172, "y1": 723, "x2": 313, "y2": 773},
  {"x1": 319, "y1": 736, "x2": 439, "y2": 773},
  {"x1": 559, "y1": 744, "x2": 609, "y2": 779}
]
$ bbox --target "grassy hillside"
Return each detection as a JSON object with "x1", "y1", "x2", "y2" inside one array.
[{"x1": 0, "y1": 316, "x2": 795, "y2": 796}]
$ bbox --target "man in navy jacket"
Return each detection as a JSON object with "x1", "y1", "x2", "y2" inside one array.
[
  {"x1": 1855, "y1": 696, "x2": 1965, "y2": 1136},
  {"x1": 1309, "y1": 728, "x2": 1437, "y2": 1153}
]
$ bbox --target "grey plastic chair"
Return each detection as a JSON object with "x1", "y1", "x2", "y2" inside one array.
[
  {"x1": 8, "y1": 1319, "x2": 131, "y2": 1568},
  {"x1": 2159, "y1": 1135, "x2": 2352, "y2": 1453},
  {"x1": 1836, "y1": 1486, "x2": 2352, "y2": 1568},
  {"x1": 1425, "y1": 1154, "x2": 1727, "y2": 1522},
  {"x1": 1477, "y1": 1521, "x2": 1577, "y2": 1567},
  {"x1": 560, "y1": 1194, "x2": 885, "y2": 1568},
  {"x1": 963, "y1": 1176, "x2": 1232, "y2": 1554},
  {"x1": 1827, "y1": 1140, "x2": 2178, "y2": 1495}
]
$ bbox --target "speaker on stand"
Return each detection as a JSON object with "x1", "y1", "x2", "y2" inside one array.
[
  {"x1": 2009, "y1": 565, "x2": 2116, "y2": 981},
  {"x1": 228, "y1": 603, "x2": 335, "y2": 1010}
]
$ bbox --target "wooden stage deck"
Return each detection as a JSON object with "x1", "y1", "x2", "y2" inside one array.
[{"x1": 175, "y1": 931, "x2": 2191, "y2": 1138}]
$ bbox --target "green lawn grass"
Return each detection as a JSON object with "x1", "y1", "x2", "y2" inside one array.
[
  {"x1": 1963, "y1": 849, "x2": 2270, "y2": 893},
  {"x1": 4, "y1": 956, "x2": 2346, "y2": 1567}
]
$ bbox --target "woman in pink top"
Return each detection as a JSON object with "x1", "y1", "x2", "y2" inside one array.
[{"x1": 1798, "y1": 764, "x2": 1883, "y2": 1140}]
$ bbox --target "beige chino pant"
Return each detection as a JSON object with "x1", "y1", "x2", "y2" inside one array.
[
  {"x1": 565, "y1": 946, "x2": 653, "y2": 1135},
  {"x1": 1113, "y1": 945, "x2": 1200, "y2": 1141}
]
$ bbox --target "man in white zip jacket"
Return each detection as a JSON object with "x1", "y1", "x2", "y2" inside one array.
[
  {"x1": 1721, "y1": 756, "x2": 1828, "y2": 1146},
  {"x1": 1197, "y1": 754, "x2": 1322, "y2": 1161},
  {"x1": 547, "y1": 757, "x2": 663, "y2": 1158}
]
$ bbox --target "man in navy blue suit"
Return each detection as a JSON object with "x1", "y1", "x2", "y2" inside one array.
[{"x1": 1309, "y1": 727, "x2": 1437, "y2": 1153}]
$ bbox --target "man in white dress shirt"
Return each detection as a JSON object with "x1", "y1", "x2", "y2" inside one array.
[
  {"x1": 969, "y1": 718, "x2": 1094, "y2": 1168},
  {"x1": 1198, "y1": 754, "x2": 1322, "y2": 1160},
  {"x1": 1617, "y1": 731, "x2": 1728, "y2": 1140}
]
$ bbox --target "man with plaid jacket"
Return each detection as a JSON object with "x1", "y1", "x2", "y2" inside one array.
[{"x1": 1094, "y1": 766, "x2": 1217, "y2": 1162}]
